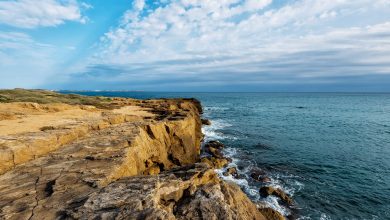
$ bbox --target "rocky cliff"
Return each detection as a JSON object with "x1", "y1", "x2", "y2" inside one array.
[{"x1": 0, "y1": 90, "x2": 276, "y2": 220}]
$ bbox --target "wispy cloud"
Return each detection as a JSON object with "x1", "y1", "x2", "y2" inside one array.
[
  {"x1": 0, "y1": 31, "x2": 58, "y2": 88},
  {"x1": 0, "y1": 0, "x2": 89, "y2": 28},
  {"x1": 61, "y1": 0, "x2": 390, "y2": 91},
  {"x1": 0, "y1": 0, "x2": 91, "y2": 88}
]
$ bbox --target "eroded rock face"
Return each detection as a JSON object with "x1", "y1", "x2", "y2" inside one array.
[
  {"x1": 0, "y1": 97, "x2": 203, "y2": 219},
  {"x1": 259, "y1": 186, "x2": 294, "y2": 207},
  {"x1": 0, "y1": 92, "x2": 270, "y2": 220},
  {"x1": 201, "y1": 156, "x2": 230, "y2": 169},
  {"x1": 258, "y1": 207, "x2": 286, "y2": 220},
  {"x1": 65, "y1": 164, "x2": 265, "y2": 220}
]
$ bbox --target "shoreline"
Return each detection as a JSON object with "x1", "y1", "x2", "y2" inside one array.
[
  {"x1": 0, "y1": 89, "x2": 284, "y2": 220},
  {"x1": 202, "y1": 119, "x2": 296, "y2": 219}
]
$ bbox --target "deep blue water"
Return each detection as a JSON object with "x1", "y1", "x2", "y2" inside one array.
[{"x1": 60, "y1": 91, "x2": 390, "y2": 219}]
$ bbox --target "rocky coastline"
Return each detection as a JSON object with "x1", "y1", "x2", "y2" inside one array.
[{"x1": 0, "y1": 89, "x2": 290, "y2": 220}]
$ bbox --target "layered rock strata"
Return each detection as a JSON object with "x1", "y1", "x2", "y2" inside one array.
[{"x1": 0, "y1": 90, "x2": 273, "y2": 220}]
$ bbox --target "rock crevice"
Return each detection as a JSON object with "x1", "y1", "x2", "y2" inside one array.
[{"x1": 0, "y1": 90, "x2": 272, "y2": 220}]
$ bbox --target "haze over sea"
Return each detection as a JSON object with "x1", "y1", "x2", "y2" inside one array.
[{"x1": 60, "y1": 91, "x2": 390, "y2": 219}]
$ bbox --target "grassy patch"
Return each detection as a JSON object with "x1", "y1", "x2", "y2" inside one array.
[{"x1": 0, "y1": 89, "x2": 114, "y2": 109}]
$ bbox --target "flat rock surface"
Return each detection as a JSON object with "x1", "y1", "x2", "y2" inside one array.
[{"x1": 0, "y1": 90, "x2": 269, "y2": 220}]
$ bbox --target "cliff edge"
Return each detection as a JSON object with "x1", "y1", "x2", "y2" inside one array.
[{"x1": 0, "y1": 90, "x2": 276, "y2": 220}]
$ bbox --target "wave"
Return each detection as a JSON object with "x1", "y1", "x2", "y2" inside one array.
[
  {"x1": 204, "y1": 106, "x2": 230, "y2": 111},
  {"x1": 202, "y1": 106, "x2": 230, "y2": 118},
  {"x1": 202, "y1": 119, "x2": 237, "y2": 141},
  {"x1": 216, "y1": 147, "x2": 292, "y2": 217},
  {"x1": 202, "y1": 116, "x2": 303, "y2": 218}
]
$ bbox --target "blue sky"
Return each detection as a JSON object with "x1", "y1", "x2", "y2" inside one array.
[{"x1": 1, "y1": 0, "x2": 390, "y2": 91}]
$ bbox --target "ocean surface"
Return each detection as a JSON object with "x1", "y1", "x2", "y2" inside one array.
[{"x1": 60, "y1": 91, "x2": 390, "y2": 219}]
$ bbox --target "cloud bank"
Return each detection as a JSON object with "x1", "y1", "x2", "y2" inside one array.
[{"x1": 59, "y1": 0, "x2": 390, "y2": 91}]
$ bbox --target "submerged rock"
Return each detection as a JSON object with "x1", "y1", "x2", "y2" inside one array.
[
  {"x1": 201, "y1": 118, "x2": 212, "y2": 125},
  {"x1": 251, "y1": 172, "x2": 272, "y2": 183},
  {"x1": 259, "y1": 186, "x2": 294, "y2": 206},
  {"x1": 259, "y1": 176, "x2": 272, "y2": 183},
  {"x1": 250, "y1": 168, "x2": 267, "y2": 180}
]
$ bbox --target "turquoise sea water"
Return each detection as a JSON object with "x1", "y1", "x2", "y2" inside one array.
[{"x1": 60, "y1": 92, "x2": 390, "y2": 219}]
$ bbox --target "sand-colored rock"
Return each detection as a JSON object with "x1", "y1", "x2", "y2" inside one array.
[
  {"x1": 204, "y1": 140, "x2": 225, "y2": 149},
  {"x1": 0, "y1": 102, "x2": 156, "y2": 174},
  {"x1": 223, "y1": 167, "x2": 238, "y2": 177},
  {"x1": 0, "y1": 90, "x2": 275, "y2": 220},
  {"x1": 260, "y1": 186, "x2": 294, "y2": 206},
  {"x1": 65, "y1": 164, "x2": 265, "y2": 220},
  {"x1": 258, "y1": 208, "x2": 285, "y2": 220},
  {"x1": 0, "y1": 94, "x2": 204, "y2": 219},
  {"x1": 201, "y1": 156, "x2": 230, "y2": 169}
]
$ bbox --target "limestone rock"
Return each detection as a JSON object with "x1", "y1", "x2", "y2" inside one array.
[
  {"x1": 258, "y1": 208, "x2": 286, "y2": 220},
  {"x1": 0, "y1": 96, "x2": 203, "y2": 219},
  {"x1": 201, "y1": 118, "x2": 211, "y2": 125},
  {"x1": 65, "y1": 164, "x2": 266, "y2": 220},
  {"x1": 0, "y1": 90, "x2": 279, "y2": 220},
  {"x1": 207, "y1": 146, "x2": 225, "y2": 159},
  {"x1": 204, "y1": 140, "x2": 225, "y2": 149},
  {"x1": 259, "y1": 186, "x2": 294, "y2": 206},
  {"x1": 223, "y1": 167, "x2": 238, "y2": 177},
  {"x1": 201, "y1": 156, "x2": 229, "y2": 169}
]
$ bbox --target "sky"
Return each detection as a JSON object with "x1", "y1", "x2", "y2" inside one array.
[{"x1": 1, "y1": 0, "x2": 390, "y2": 92}]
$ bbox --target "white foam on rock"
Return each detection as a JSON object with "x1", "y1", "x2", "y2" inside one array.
[
  {"x1": 202, "y1": 119, "x2": 236, "y2": 141},
  {"x1": 202, "y1": 116, "x2": 300, "y2": 218}
]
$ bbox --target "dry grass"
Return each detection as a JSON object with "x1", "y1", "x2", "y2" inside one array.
[{"x1": 0, "y1": 89, "x2": 113, "y2": 109}]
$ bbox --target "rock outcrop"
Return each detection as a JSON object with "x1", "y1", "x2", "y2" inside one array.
[
  {"x1": 259, "y1": 186, "x2": 294, "y2": 207},
  {"x1": 65, "y1": 164, "x2": 264, "y2": 220},
  {"x1": 0, "y1": 90, "x2": 273, "y2": 220}
]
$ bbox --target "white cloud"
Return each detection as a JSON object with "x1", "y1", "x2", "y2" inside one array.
[
  {"x1": 134, "y1": 0, "x2": 145, "y2": 11},
  {"x1": 0, "y1": 0, "x2": 88, "y2": 28},
  {"x1": 93, "y1": 0, "x2": 390, "y2": 70},
  {"x1": 49, "y1": 0, "x2": 390, "y2": 90}
]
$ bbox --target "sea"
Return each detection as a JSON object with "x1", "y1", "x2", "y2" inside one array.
[{"x1": 60, "y1": 91, "x2": 390, "y2": 219}]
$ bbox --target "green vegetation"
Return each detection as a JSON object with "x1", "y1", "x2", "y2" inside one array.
[{"x1": 0, "y1": 89, "x2": 114, "y2": 108}]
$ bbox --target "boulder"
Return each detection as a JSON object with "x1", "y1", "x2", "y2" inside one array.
[
  {"x1": 201, "y1": 156, "x2": 229, "y2": 169},
  {"x1": 204, "y1": 140, "x2": 225, "y2": 149},
  {"x1": 250, "y1": 168, "x2": 266, "y2": 181},
  {"x1": 204, "y1": 140, "x2": 226, "y2": 159},
  {"x1": 251, "y1": 173, "x2": 272, "y2": 183},
  {"x1": 201, "y1": 118, "x2": 212, "y2": 125},
  {"x1": 259, "y1": 176, "x2": 272, "y2": 183},
  {"x1": 207, "y1": 146, "x2": 224, "y2": 159},
  {"x1": 223, "y1": 167, "x2": 238, "y2": 177},
  {"x1": 259, "y1": 186, "x2": 294, "y2": 206}
]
